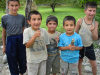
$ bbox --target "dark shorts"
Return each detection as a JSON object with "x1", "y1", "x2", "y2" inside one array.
[{"x1": 79, "y1": 44, "x2": 96, "y2": 60}]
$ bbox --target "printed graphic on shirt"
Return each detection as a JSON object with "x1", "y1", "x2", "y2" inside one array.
[
  {"x1": 47, "y1": 38, "x2": 58, "y2": 53},
  {"x1": 30, "y1": 37, "x2": 45, "y2": 52}
]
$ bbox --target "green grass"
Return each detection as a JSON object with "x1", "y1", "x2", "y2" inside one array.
[
  {"x1": 0, "y1": 6, "x2": 100, "y2": 36},
  {"x1": 38, "y1": 6, "x2": 85, "y2": 32},
  {"x1": 0, "y1": 6, "x2": 85, "y2": 34}
]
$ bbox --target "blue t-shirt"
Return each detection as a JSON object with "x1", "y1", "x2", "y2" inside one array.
[{"x1": 58, "y1": 32, "x2": 83, "y2": 63}]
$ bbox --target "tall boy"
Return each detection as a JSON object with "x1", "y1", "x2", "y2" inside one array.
[
  {"x1": 23, "y1": 11, "x2": 50, "y2": 75},
  {"x1": 58, "y1": 16, "x2": 83, "y2": 75},
  {"x1": 46, "y1": 15, "x2": 60, "y2": 75},
  {"x1": 75, "y1": 2, "x2": 99, "y2": 75},
  {"x1": 1, "y1": 0, "x2": 26, "y2": 75}
]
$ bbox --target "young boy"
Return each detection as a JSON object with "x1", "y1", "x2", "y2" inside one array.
[
  {"x1": 23, "y1": 11, "x2": 50, "y2": 75},
  {"x1": 58, "y1": 16, "x2": 83, "y2": 75},
  {"x1": 75, "y1": 2, "x2": 99, "y2": 75},
  {"x1": 46, "y1": 15, "x2": 60, "y2": 75},
  {"x1": 1, "y1": 0, "x2": 26, "y2": 75}
]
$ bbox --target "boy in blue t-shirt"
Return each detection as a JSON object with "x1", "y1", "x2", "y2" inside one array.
[{"x1": 58, "y1": 16, "x2": 83, "y2": 75}]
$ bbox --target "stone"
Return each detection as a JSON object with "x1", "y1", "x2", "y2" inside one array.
[{"x1": 84, "y1": 66, "x2": 92, "y2": 73}]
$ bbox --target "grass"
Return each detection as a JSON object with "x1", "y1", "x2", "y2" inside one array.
[
  {"x1": 38, "y1": 6, "x2": 85, "y2": 32},
  {"x1": 0, "y1": 6, "x2": 100, "y2": 37}
]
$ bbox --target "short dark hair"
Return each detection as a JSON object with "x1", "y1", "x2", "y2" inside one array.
[
  {"x1": 28, "y1": 10, "x2": 42, "y2": 21},
  {"x1": 46, "y1": 15, "x2": 58, "y2": 25},
  {"x1": 63, "y1": 16, "x2": 76, "y2": 26},
  {"x1": 7, "y1": 0, "x2": 20, "y2": 5},
  {"x1": 85, "y1": 2, "x2": 97, "y2": 10}
]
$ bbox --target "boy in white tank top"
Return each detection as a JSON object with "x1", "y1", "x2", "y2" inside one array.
[{"x1": 75, "y1": 2, "x2": 99, "y2": 75}]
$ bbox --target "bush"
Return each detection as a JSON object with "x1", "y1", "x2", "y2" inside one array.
[
  {"x1": 0, "y1": 0, "x2": 6, "y2": 10},
  {"x1": 96, "y1": 8, "x2": 100, "y2": 37}
]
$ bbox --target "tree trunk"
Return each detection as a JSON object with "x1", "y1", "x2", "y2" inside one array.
[
  {"x1": 25, "y1": 0, "x2": 37, "y2": 27},
  {"x1": 6, "y1": 0, "x2": 9, "y2": 14},
  {"x1": 51, "y1": 3, "x2": 56, "y2": 12},
  {"x1": 25, "y1": 0, "x2": 32, "y2": 27}
]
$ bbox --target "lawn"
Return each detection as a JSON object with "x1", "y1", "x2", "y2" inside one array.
[
  {"x1": 0, "y1": 6, "x2": 85, "y2": 31},
  {"x1": 0, "y1": 6, "x2": 100, "y2": 38}
]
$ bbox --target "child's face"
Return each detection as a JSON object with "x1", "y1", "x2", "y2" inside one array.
[
  {"x1": 47, "y1": 21, "x2": 57, "y2": 32},
  {"x1": 8, "y1": 1, "x2": 20, "y2": 15},
  {"x1": 63, "y1": 20, "x2": 75, "y2": 35},
  {"x1": 28, "y1": 14, "x2": 41, "y2": 30},
  {"x1": 85, "y1": 7, "x2": 96, "y2": 19}
]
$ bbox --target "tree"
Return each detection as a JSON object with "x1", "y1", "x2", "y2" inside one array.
[
  {"x1": 36, "y1": 0, "x2": 66, "y2": 12},
  {"x1": 25, "y1": 0, "x2": 37, "y2": 27},
  {"x1": 6, "y1": 0, "x2": 9, "y2": 14}
]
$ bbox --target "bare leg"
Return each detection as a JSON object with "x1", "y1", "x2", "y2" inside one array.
[
  {"x1": 89, "y1": 60, "x2": 97, "y2": 75},
  {"x1": 78, "y1": 59, "x2": 83, "y2": 75}
]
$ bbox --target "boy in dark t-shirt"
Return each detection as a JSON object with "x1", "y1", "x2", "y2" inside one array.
[{"x1": 1, "y1": 0, "x2": 26, "y2": 75}]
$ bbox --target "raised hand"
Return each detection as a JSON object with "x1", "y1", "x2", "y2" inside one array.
[{"x1": 34, "y1": 30, "x2": 41, "y2": 38}]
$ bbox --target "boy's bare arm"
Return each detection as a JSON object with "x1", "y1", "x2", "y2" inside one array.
[
  {"x1": 59, "y1": 45, "x2": 83, "y2": 51},
  {"x1": 70, "y1": 46, "x2": 83, "y2": 51},
  {"x1": 25, "y1": 30, "x2": 41, "y2": 48},
  {"x1": 91, "y1": 21, "x2": 99, "y2": 40},
  {"x1": 2, "y1": 28, "x2": 6, "y2": 54},
  {"x1": 59, "y1": 46, "x2": 70, "y2": 50},
  {"x1": 75, "y1": 19, "x2": 82, "y2": 33},
  {"x1": 22, "y1": 27, "x2": 25, "y2": 32}
]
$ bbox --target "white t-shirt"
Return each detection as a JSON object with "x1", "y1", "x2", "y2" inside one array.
[{"x1": 23, "y1": 27, "x2": 50, "y2": 63}]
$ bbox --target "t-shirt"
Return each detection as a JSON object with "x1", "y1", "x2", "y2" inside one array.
[
  {"x1": 1, "y1": 14, "x2": 25, "y2": 37},
  {"x1": 47, "y1": 31, "x2": 61, "y2": 55},
  {"x1": 23, "y1": 27, "x2": 50, "y2": 63},
  {"x1": 58, "y1": 32, "x2": 83, "y2": 63}
]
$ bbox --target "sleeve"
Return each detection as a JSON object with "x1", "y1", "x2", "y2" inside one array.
[
  {"x1": 77, "y1": 35, "x2": 83, "y2": 47},
  {"x1": 43, "y1": 29, "x2": 50, "y2": 45},
  {"x1": 23, "y1": 29, "x2": 30, "y2": 44},
  {"x1": 1, "y1": 16, "x2": 6, "y2": 29},
  {"x1": 58, "y1": 35, "x2": 64, "y2": 47}
]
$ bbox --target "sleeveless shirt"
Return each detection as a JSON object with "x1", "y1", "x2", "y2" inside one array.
[{"x1": 79, "y1": 18, "x2": 95, "y2": 47}]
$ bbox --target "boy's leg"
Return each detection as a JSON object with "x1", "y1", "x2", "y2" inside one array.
[
  {"x1": 78, "y1": 59, "x2": 83, "y2": 75},
  {"x1": 17, "y1": 34, "x2": 27, "y2": 74},
  {"x1": 46, "y1": 56, "x2": 54, "y2": 75},
  {"x1": 52, "y1": 55, "x2": 60, "y2": 74},
  {"x1": 85, "y1": 44, "x2": 96, "y2": 75},
  {"x1": 89, "y1": 60, "x2": 97, "y2": 75},
  {"x1": 60, "y1": 59, "x2": 69, "y2": 75},
  {"x1": 27, "y1": 63, "x2": 39, "y2": 75},
  {"x1": 6, "y1": 36, "x2": 19, "y2": 75},
  {"x1": 69, "y1": 63, "x2": 78, "y2": 75},
  {"x1": 38, "y1": 60, "x2": 46, "y2": 75},
  {"x1": 78, "y1": 47, "x2": 85, "y2": 75}
]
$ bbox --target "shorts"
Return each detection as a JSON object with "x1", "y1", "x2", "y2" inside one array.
[
  {"x1": 46, "y1": 54, "x2": 60, "y2": 75},
  {"x1": 60, "y1": 59, "x2": 78, "y2": 75},
  {"x1": 79, "y1": 44, "x2": 96, "y2": 60},
  {"x1": 27, "y1": 60, "x2": 46, "y2": 75}
]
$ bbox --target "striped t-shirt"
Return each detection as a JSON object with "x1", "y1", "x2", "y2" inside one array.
[{"x1": 1, "y1": 14, "x2": 25, "y2": 37}]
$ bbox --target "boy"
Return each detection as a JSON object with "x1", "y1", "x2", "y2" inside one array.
[
  {"x1": 23, "y1": 11, "x2": 50, "y2": 75},
  {"x1": 1, "y1": 0, "x2": 26, "y2": 75},
  {"x1": 46, "y1": 15, "x2": 60, "y2": 75},
  {"x1": 58, "y1": 16, "x2": 83, "y2": 75},
  {"x1": 75, "y1": 2, "x2": 99, "y2": 75}
]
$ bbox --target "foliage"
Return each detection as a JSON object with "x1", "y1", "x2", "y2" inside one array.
[
  {"x1": 66, "y1": 0, "x2": 100, "y2": 7},
  {"x1": 96, "y1": 8, "x2": 100, "y2": 37},
  {"x1": 0, "y1": 0, "x2": 6, "y2": 10}
]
